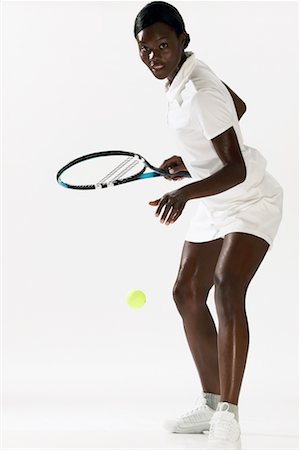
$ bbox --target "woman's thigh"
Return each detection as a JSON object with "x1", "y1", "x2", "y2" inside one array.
[
  {"x1": 174, "y1": 238, "x2": 223, "y2": 297},
  {"x1": 214, "y1": 232, "x2": 269, "y2": 291}
]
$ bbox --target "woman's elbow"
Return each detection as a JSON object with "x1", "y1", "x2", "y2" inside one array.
[
  {"x1": 231, "y1": 161, "x2": 246, "y2": 184},
  {"x1": 240, "y1": 102, "x2": 247, "y2": 119}
]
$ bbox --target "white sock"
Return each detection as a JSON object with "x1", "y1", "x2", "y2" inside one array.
[
  {"x1": 203, "y1": 392, "x2": 221, "y2": 410},
  {"x1": 217, "y1": 401, "x2": 239, "y2": 422}
]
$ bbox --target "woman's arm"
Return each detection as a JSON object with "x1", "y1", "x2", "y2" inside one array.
[
  {"x1": 183, "y1": 126, "x2": 246, "y2": 200},
  {"x1": 222, "y1": 81, "x2": 247, "y2": 120},
  {"x1": 150, "y1": 127, "x2": 246, "y2": 224}
]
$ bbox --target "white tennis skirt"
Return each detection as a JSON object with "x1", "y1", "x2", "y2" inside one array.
[{"x1": 185, "y1": 171, "x2": 283, "y2": 249}]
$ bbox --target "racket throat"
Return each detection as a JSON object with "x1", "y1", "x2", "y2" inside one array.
[{"x1": 95, "y1": 156, "x2": 142, "y2": 189}]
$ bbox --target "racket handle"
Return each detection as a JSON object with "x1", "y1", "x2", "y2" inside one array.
[
  {"x1": 167, "y1": 170, "x2": 191, "y2": 178},
  {"x1": 139, "y1": 170, "x2": 190, "y2": 181}
]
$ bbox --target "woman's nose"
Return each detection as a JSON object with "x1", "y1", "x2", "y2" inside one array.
[
  {"x1": 148, "y1": 49, "x2": 160, "y2": 61},
  {"x1": 148, "y1": 50, "x2": 154, "y2": 60}
]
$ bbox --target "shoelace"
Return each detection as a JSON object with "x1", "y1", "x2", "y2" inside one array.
[
  {"x1": 180, "y1": 395, "x2": 210, "y2": 423},
  {"x1": 208, "y1": 411, "x2": 236, "y2": 440}
]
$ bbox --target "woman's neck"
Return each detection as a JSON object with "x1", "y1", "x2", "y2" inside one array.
[{"x1": 168, "y1": 52, "x2": 187, "y2": 86}]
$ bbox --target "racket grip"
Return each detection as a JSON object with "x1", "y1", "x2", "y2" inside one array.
[{"x1": 168, "y1": 170, "x2": 191, "y2": 178}]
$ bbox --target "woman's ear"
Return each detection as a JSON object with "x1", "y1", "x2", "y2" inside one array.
[{"x1": 180, "y1": 32, "x2": 186, "y2": 48}]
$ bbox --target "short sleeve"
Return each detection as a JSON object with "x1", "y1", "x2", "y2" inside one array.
[{"x1": 191, "y1": 87, "x2": 235, "y2": 140}]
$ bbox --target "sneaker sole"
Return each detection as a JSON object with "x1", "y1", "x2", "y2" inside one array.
[{"x1": 164, "y1": 422, "x2": 211, "y2": 434}]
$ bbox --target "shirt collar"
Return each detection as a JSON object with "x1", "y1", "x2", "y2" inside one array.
[{"x1": 164, "y1": 51, "x2": 197, "y2": 102}]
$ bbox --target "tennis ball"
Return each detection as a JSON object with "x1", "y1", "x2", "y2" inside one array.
[{"x1": 126, "y1": 290, "x2": 146, "y2": 309}]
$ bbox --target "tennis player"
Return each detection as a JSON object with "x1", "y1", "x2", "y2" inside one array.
[{"x1": 134, "y1": 2, "x2": 283, "y2": 449}]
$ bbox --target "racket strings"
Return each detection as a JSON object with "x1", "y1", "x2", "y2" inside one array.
[{"x1": 96, "y1": 156, "x2": 143, "y2": 187}]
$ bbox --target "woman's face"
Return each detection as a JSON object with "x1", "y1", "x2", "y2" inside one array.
[{"x1": 136, "y1": 22, "x2": 186, "y2": 83}]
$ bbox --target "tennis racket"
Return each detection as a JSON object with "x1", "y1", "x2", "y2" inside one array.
[{"x1": 56, "y1": 150, "x2": 190, "y2": 190}]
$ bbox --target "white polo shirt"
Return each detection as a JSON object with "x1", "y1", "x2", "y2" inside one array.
[{"x1": 164, "y1": 51, "x2": 283, "y2": 246}]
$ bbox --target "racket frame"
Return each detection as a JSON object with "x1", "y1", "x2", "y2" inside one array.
[{"x1": 56, "y1": 150, "x2": 189, "y2": 190}]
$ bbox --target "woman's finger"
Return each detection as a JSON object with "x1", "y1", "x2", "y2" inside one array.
[
  {"x1": 160, "y1": 203, "x2": 173, "y2": 223},
  {"x1": 166, "y1": 207, "x2": 183, "y2": 225},
  {"x1": 159, "y1": 156, "x2": 179, "y2": 170},
  {"x1": 149, "y1": 199, "x2": 160, "y2": 206},
  {"x1": 155, "y1": 196, "x2": 169, "y2": 217}
]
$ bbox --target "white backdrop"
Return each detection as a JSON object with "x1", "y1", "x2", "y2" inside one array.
[{"x1": 2, "y1": 0, "x2": 298, "y2": 444}]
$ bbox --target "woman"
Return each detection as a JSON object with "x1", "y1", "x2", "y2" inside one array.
[{"x1": 134, "y1": 2, "x2": 283, "y2": 449}]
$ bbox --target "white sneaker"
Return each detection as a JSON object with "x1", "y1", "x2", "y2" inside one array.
[
  {"x1": 207, "y1": 403, "x2": 241, "y2": 449},
  {"x1": 163, "y1": 395, "x2": 215, "y2": 433}
]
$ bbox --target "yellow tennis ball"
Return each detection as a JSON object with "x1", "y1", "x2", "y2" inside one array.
[{"x1": 126, "y1": 290, "x2": 146, "y2": 309}]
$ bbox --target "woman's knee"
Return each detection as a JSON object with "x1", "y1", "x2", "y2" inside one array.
[
  {"x1": 214, "y1": 271, "x2": 248, "y2": 322},
  {"x1": 172, "y1": 279, "x2": 190, "y2": 308},
  {"x1": 173, "y1": 277, "x2": 210, "y2": 315}
]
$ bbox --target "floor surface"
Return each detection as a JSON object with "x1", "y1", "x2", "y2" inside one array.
[{"x1": 2, "y1": 429, "x2": 299, "y2": 449}]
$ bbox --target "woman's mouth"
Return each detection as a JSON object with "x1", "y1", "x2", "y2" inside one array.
[{"x1": 151, "y1": 64, "x2": 165, "y2": 73}]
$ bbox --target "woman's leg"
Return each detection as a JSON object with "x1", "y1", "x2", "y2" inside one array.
[
  {"x1": 214, "y1": 232, "x2": 269, "y2": 405},
  {"x1": 173, "y1": 238, "x2": 223, "y2": 394}
]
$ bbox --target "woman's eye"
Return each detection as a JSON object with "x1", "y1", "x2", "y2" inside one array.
[
  {"x1": 160, "y1": 42, "x2": 168, "y2": 49},
  {"x1": 140, "y1": 46, "x2": 149, "y2": 53}
]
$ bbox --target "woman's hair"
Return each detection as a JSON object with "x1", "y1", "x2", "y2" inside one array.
[{"x1": 134, "y1": 1, "x2": 190, "y2": 49}]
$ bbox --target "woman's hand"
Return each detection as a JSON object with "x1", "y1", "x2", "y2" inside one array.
[
  {"x1": 149, "y1": 188, "x2": 189, "y2": 225},
  {"x1": 159, "y1": 155, "x2": 189, "y2": 180}
]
